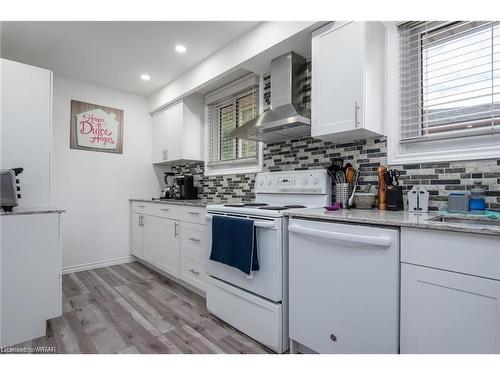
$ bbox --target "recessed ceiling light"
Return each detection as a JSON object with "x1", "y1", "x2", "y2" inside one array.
[
  {"x1": 175, "y1": 44, "x2": 187, "y2": 54},
  {"x1": 140, "y1": 73, "x2": 151, "y2": 81}
]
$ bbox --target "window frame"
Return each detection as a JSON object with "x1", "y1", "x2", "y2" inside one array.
[
  {"x1": 387, "y1": 22, "x2": 500, "y2": 165},
  {"x1": 204, "y1": 74, "x2": 263, "y2": 176}
]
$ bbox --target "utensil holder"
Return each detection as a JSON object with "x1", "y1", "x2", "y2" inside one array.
[{"x1": 335, "y1": 183, "x2": 352, "y2": 208}]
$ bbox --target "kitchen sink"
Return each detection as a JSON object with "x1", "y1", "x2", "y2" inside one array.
[{"x1": 427, "y1": 215, "x2": 500, "y2": 227}]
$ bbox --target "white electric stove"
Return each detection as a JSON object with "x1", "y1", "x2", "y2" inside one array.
[{"x1": 205, "y1": 170, "x2": 331, "y2": 353}]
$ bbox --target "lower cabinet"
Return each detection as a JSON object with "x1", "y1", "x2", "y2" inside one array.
[
  {"x1": 142, "y1": 215, "x2": 179, "y2": 278},
  {"x1": 400, "y1": 228, "x2": 500, "y2": 354},
  {"x1": 131, "y1": 213, "x2": 143, "y2": 258},
  {"x1": 130, "y1": 202, "x2": 206, "y2": 292},
  {"x1": 400, "y1": 263, "x2": 500, "y2": 354}
]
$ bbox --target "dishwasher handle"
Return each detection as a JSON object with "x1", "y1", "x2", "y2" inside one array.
[{"x1": 288, "y1": 225, "x2": 392, "y2": 247}]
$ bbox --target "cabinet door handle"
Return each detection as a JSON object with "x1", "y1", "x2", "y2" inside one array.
[
  {"x1": 354, "y1": 101, "x2": 359, "y2": 128},
  {"x1": 174, "y1": 222, "x2": 179, "y2": 237},
  {"x1": 139, "y1": 215, "x2": 144, "y2": 226},
  {"x1": 330, "y1": 334, "x2": 337, "y2": 342},
  {"x1": 188, "y1": 211, "x2": 200, "y2": 215},
  {"x1": 188, "y1": 268, "x2": 200, "y2": 275},
  {"x1": 189, "y1": 237, "x2": 200, "y2": 242},
  {"x1": 160, "y1": 208, "x2": 170, "y2": 212}
]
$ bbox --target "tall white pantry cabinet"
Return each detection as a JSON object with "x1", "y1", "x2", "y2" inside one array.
[{"x1": 0, "y1": 58, "x2": 62, "y2": 347}]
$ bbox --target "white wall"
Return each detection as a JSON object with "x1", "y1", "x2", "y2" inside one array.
[{"x1": 52, "y1": 76, "x2": 159, "y2": 271}]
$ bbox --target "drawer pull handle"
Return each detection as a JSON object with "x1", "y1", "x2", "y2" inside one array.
[
  {"x1": 189, "y1": 237, "x2": 200, "y2": 242},
  {"x1": 188, "y1": 268, "x2": 200, "y2": 275},
  {"x1": 188, "y1": 211, "x2": 200, "y2": 215},
  {"x1": 160, "y1": 208, "x2": 170, "y2": 211},
  {"x1": 137, "y1": 205, "x2": 145, "y2": 208},
  {"x1": 330, "y1": 334, "x2": 337, "y2": 342}
]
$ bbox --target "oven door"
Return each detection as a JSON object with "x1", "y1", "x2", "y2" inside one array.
[{"x1": 205, "y1": 212, "x2": 283, "y2": 302}]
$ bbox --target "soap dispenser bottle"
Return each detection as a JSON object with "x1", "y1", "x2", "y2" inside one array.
[{"x1": 469, "y1": 182, "x2": 486, "y2": 212}]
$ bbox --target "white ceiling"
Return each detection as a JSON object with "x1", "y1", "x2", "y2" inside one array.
[{"x1": 0, "y1": 21, "x2": 261, "y2": 96}]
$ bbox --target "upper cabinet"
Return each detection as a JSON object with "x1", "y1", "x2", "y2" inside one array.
[
  {"x1": 152, "y1": 95, "x2": 204, "y2": 164},
  {"x1": 311, "y1": 22, "x2": 385, "y2": 142}
]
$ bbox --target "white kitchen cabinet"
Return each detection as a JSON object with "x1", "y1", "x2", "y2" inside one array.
[
  {"x1": 141, "y1": 215, "x2": 179, "y2": 278},
  {"x1": 288, "y1": 219, "x2": 399, "y2": 354},
  {"x1": 1, "y1": 59, "x2": 52, "y2": 207},
  {"x1": 400, "y1": 228, "x2": 500, "y2": 354},
  {"x1": 131, "y1": 213, "x2": 143, "y2": 258},
  {"x1": 400, "y1": 263, "x2": 500, "y2": 354},
  {"x1": 1, "y1": 212, "x2": 62, "y2": 347},
  {"x1": 179, "y1": 221, "x2": 206, "y2": 291},
  {"x1": 130, "y1": 202, "x2": 206, "y2": 292},
  {"x1": 151, "y1": 95, "x2": 204, "y2": 164},
  {"x1": 311, "y1": 22, "x2": 385, "y2": 142}
]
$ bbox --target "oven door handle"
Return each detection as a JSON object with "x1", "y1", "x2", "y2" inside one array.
[{"x1": 205, "y1": 214, "x2": 275, "y2": 229}]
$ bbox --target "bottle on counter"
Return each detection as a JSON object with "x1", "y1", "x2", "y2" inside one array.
[{"x1": 469, "y1": 182, "x2": 486, "y2": 212}]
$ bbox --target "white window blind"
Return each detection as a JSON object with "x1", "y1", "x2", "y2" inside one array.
[
  {"x1": 206, "y1": 77, "x2": 259, "y2": 166},
  {"x1": 399, "y1": 21, "x2": 500, "y2": 143}
]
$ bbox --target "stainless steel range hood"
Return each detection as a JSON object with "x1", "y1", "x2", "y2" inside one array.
[{"x1": 230, "y1": 52, "x2": 310, "y2": 143}]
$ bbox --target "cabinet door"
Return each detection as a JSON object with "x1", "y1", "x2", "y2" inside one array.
[
  {"x1": 166, "y1": 101, "x2": 184, "y2": 161},
  {"x1": 152, "y1": 108, "x2": 169, "y2": 163},
  {"x1": 312, "y1": 22, "x2": 364, "y2": 136},
  {"x1": 401, "y1": 263, "x2": 500, "y2": 354},
  {"x1": 131, "y1": 213, "x2": 143, "y2": 258},
  {"x1": 1, "y1": 59, "x2": 52, "y2": 207},
  {"x1": 142, "y1": 215, "x2": 180, "y2": 278}
]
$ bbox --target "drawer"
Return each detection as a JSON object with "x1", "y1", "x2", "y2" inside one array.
[
  {"x1": 131, "y1": 201, "x2": 149, "y2": 214},
  {"x1": 178, "y1": 206, "x2": 206, "y2": 224},
  {"x1": 180, "y1": 255, "x2": 206, "y2": 292},
  {"x1": 131, "y1": 201, "x2": 179, "y2": 220},
  {"x1": 180, "y1": 222, "x2": 206, "y2": 260},
  {"x1": 401, "y1": 227, "x2": 500, "y2": 280}
]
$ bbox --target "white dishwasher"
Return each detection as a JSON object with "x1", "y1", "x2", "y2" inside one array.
[{"x1": 288, "y1": 218, "x2": 400, "y2": 354}]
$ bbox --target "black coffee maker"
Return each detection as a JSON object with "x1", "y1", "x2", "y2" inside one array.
[{"x1": 174, "y1": 175, "x2": 198, "y2": 200}]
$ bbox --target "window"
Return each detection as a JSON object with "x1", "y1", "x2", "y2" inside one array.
[
  {"x1": 205, "y1": 75, "x2": 262, "y2": 176},
  {"x1": 388, "y1": 21, "x2": 500, "y2": 163},
  {"x1": 215, "y1": 89, "x2": 257, "y2": 161}
]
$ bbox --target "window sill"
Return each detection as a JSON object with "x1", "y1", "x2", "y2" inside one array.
[
  {"x1": 204, "y1": 162, "x2": 262, "y2": 177},
  {"x1": 388, "y1": 139, "x2": 500, "y2": 165}
]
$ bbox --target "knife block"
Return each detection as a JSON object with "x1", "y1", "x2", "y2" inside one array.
[{"x1": 386, "y1": 186, "x2": 404, "y2": 211}]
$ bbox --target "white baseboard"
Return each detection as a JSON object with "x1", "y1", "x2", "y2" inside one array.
[{"x1": 62, "y1": 256, "x2": 134, "y2": 274}]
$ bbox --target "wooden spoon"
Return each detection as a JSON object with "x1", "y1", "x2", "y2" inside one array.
[{"x1": 345, "y1": 167, "x2": 357, "y2": 184}]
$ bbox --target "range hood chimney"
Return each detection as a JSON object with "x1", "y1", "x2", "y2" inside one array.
[{"x1": 230, "y1": 52, "x2": 310, "y2": 143}]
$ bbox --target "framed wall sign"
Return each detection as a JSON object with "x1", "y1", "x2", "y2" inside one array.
[{"x1": 70, "y1": 100, "x2": 124, "y2": 154}]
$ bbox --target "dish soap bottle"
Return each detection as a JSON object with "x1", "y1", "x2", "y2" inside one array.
[{"x1": 469, "y1": 182, "x2": 486, "y2": 212}]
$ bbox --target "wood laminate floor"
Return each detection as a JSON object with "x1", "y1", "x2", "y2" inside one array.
[{"x1": 11, "y1": 262, "x2": 273, "y2": 354}]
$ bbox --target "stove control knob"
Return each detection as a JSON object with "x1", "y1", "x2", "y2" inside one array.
[
  {"x1": 259, "y1": 179, "x2": 264, "y2": 186},
  {"x1": 302, "y1": 178, "x2": 308, "y2": 185},
  {"x1": 267, "y1": 179, "x2": 272, "y2": 185},
  {"x1": 313, "y1": 177, "x2": 319, "y2": 185}
]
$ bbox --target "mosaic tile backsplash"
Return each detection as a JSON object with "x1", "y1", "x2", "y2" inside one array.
[
  {"x1": 171, "y1": 62, "x2": 499, "y2": 211},
  {"x1": 171, "y1": 136, "x2": 500, "y2": 211}
]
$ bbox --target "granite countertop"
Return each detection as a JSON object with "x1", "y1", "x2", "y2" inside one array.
[
  {"x1": 288, "y1": 208, "x2": 500, "y2": 236},
  {"x1": 0, "y1": 207, "x2": 66, "y2": 216},
  {"x1": 130, "y1": 198, "x2": 207, "y2": 207}
]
